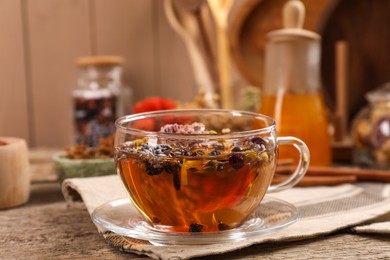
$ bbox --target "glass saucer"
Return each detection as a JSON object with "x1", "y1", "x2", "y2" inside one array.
[{"x1": 92, "y1": 196, "x2": 299, "y2": 246}]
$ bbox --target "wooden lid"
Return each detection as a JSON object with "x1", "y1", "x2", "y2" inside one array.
[
  {"x1": 76, "y1": 55, "x2": 124, "y2": 67},
  {"x1": 267, "y1": 28, "x2": 320, "y2": 42},
  {"x1": 266, "y1": 0, "x2": 320, "y2": 42}
]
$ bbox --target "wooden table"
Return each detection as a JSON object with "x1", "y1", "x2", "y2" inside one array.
[{"x1": 1, "y1": 149, "x2": 390, "y2": 259}]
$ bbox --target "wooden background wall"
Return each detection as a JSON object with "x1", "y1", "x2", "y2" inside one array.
[
  {"x1": 6, "y1": 0, "x2": 373, "y2": 149},
  {"x1": 0, "y1": 0, "x2": 195, "y2": 148}
]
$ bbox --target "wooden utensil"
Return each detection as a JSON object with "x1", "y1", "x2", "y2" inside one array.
[
  {"x1": 208, "y1": 0, "x2": 234, "y2": 109},
  {"x1": 172, "y1": 0, "x2": 215, "y2": 63},
  {"x1": 164, "y1": 0, "x2": 217, "y2": 106}
]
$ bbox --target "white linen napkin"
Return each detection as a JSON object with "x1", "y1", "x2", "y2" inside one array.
[{"x1": 62, "y1": 175, "x2": 390, "y2": 260}]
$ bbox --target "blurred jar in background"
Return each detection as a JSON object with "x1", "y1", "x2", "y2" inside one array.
[
  {"x1": 73, "y1": 55, "x2": 132, "y2": 147},
  {"x1": 257, "y1": 0, "x2": 331, "y2": 166},
  {"x1": 352, "y1": 84, "x2": 390, "y2": 169}
]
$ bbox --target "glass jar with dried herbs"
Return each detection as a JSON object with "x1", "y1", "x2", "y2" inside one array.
[{"x1": 73, "y1": 55, "x2": 130, "y2": 147}]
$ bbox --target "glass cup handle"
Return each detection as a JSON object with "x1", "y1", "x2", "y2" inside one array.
[{"x1": 268, "y1": 136, "x2": 310, "y2": 193}]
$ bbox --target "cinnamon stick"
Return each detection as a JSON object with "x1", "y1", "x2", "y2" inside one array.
[
  {"x1": 276, "y1": 158, "x2": 295, "y2": 166},
  {"x1": 334, "y1": 41, "x2": 349, "y2": 142},
  {"x1": 276, "y1": 164, "x2": 390, "y2": 183},
  {"x1": 276, "y1": 164, "x2": 294, "y2": 175},
  {"x1": 307, "y1": 166, "x2": 390, "y2": 182},
  {"x1": 273, "y1": 174, "x2": 357, "y2": 187}
]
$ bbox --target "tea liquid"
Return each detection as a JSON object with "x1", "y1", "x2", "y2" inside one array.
[
  {"x1": 259, "y1": 93, "x2": 331, "y2": 166},
  {"x1": 116, "y1": 140, "x2": 275, "y2": 233}
]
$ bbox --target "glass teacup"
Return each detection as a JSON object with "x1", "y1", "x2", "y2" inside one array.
[{"x1": 114, "y1": 109, "x2": 309, "y2": 233}]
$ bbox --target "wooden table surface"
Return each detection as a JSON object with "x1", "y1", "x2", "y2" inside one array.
[{"x1": 1, "y1": 149, "x2": 390, "y2": 259}]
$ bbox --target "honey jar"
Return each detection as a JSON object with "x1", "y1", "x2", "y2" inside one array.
[{"x1": 258, "y1": 0, "x2": 331, "y2": 166}]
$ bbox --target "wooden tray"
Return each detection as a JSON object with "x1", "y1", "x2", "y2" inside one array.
[{"x1": 229, "y1": 0, "x2": 332, "y2": 88}]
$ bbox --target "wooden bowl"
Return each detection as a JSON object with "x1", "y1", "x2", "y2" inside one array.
[{"x1": 0, "y1": 137, "x2": 30, "y2": 209}]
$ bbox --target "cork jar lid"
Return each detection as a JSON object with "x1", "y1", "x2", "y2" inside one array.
[{"x1": 76, "y1": 55, "x2": 125, "y2": 67}]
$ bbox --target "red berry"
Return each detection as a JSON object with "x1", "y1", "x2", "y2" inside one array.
[
  {"x1": 229, "y1": 153, "x2": 245, "y2": 169},
  {"x1": 133, "y1": 97, "x2": 177, "y2": 113}
]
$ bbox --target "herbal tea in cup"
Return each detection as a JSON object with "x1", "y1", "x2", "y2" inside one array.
[{"x1": 115, "y1": 109, "x2": 309, "y2": 233}]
